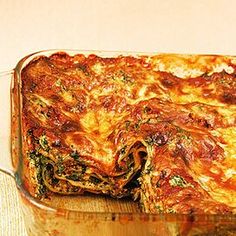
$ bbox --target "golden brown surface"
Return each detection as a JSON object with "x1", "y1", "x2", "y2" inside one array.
[{"x1": 21, "y1": 52, "x2": 236, "y2": 214}]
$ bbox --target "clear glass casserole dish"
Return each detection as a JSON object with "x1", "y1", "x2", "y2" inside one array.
[{"x1": 0, "y1": 50, "x2": 235, "y2": 236}]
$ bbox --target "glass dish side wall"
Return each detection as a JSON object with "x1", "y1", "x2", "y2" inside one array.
[
  {"x1": 17, "y1": 188, "x2": 236, "y2": 236},
  {"x1": 11, "y1": 50, "x2": 236, "y2": 236}
]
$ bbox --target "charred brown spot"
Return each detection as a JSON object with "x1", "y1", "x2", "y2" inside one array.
[
  {"x1": 160, "y1": 170, "x2": 167, "y2": 179},
  {"x1": 143, "y1": 106, "x2": 151, "y2": 113},
  {"x1": 202, "y1": 88, "x2": 213, "y2": 97},
  {"x1": 199, "y1": 141, "x2": 224, "y2": 161},
  {"x1": 50, "y1": 95, "x2": 61, "y2": 101},
  {"x1": 61, "y1": 120, "x2": 81, "y2": 132},
  {"x1": 173, "y1": 142, "x2": 190, "y2": 166},
  {"x1": 220, "y1": 92, "x2": 236, "y2": 104},
  {"x1": 188, "y1": 113, "x2": 212, "y2": 129},
  {"x1": 75, "y1": 63, "x2": 89, "y2": 75},
  {"x1": 29, "y1": 82, "x2": 37, "y2": 92},
  {"x1": 74, "y1": 101, "x2": 86, "y2": 112},
  {"x1": 202, "y1": 120, "x2": 211, "y2": 128},
  {"x1": 197, "y1": 118, "x2": 212, "y2": 129},
  {"x1": 102, "y1": 96, "x2": 113, "y2": 109},
  {"x1": 159, "y1": 72, "x2": 178, "y2": 88},
  {"x1": 145, "y1": 133, "x2": 168, "y2": 146},
  {"x1": 52, "y1": 139, "x2": 61, "y2": 147},
  {"x1": 161, "y1": 79, "x2": 175, "y2": 88}
]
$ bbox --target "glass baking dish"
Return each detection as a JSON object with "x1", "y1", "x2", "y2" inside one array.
[{"x1": 0, "y1": 50, "x2": 235, "y2": 236}]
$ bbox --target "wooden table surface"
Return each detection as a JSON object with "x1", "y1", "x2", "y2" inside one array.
[
  {"x1": 0, "y1": 173, "x2": 27, "y2": 236},
  {"x1": 1, "y1": 1, "x2": 236, "y2": 235}
]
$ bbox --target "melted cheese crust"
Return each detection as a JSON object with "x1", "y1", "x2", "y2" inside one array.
[{"x1": 21, "y1": 52, "x2": 236, "y2": 214}]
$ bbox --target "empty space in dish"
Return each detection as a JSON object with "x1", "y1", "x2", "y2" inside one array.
[{"x1": 41, "y1": 193, "x2": 140, "y2": 213}]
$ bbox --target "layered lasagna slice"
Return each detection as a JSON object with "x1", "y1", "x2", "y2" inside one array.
[{"x1": 21, "y1": 52, "x2": 236, "y2": 214}]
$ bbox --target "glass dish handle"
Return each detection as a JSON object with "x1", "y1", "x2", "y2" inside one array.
[{"x1": 0, "y1": 70, "x2": 15, "y2": 177}]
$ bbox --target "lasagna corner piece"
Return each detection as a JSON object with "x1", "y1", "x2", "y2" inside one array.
[{"x1": 21, "y1": 52, "x2": 236, "y2": 214}]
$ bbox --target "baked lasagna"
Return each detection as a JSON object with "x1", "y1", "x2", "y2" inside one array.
[{"x1": 21, "y1": 52, "x2": 236, "y2": 214}]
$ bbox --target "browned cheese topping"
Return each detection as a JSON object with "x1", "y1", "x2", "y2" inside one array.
[{"x1": 21, "y1": 52, "x2": 236, "y2": 214}]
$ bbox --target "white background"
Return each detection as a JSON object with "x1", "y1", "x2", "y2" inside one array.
[
  {"x1": 1, "y1": 0, "x2": 236, "y2": 235},
  {"x1": 1, "y1": 0, "x2": 236, "y2": 71}
]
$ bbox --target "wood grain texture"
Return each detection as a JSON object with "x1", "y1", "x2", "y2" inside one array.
[{"x1": 0, "y1": 173, "x2": 27, "y2": 236}]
